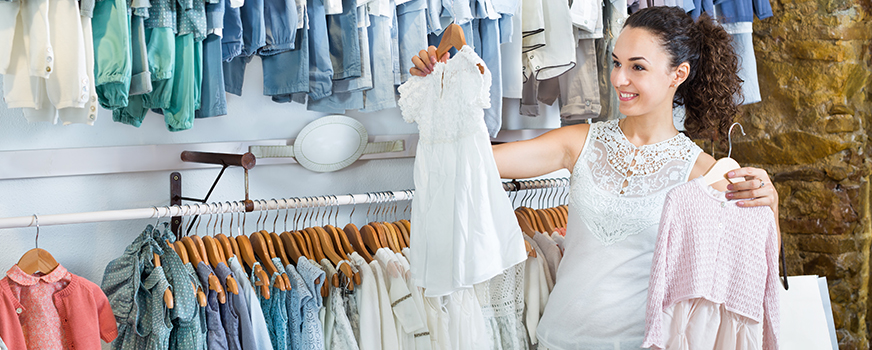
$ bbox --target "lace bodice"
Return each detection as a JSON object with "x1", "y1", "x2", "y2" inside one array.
[
  {"x1": 397, "y1": 45, "x2": 492, "y2": 144},
  {"x1": 571, "y1": 120, "x2": 702, "y2": 245}
]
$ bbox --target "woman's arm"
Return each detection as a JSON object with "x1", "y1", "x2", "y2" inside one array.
[{"x1": 494, "y1": 124, "x2": 590, "y2": 179}]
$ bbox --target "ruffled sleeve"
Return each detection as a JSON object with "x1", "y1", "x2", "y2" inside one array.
[{"x1": 397, "y1": 75, "x2": 429, "y2": 124}]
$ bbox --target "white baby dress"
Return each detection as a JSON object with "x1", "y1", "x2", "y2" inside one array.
[{"x1": 397, "y1": 45, "x2": 526, "y2": 297}]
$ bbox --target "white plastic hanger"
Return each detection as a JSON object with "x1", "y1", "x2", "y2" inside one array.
[{"x1": 703, "y1": 123, "x2": 746, "y2": 186}]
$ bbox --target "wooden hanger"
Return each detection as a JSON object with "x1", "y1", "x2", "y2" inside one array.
[
  {"x1": 256, "y1": 202, "x2": 293, "y2": 291},
  {"x1": 153, "y1": 253, "x2": 175, "y2": 309},
  {"x1": 373, "y1": 223, "x2": 391, "y2": 250},
  {"x1": 324, "y1": 225, "x2": 348, "y2": 257},
  {"x1": 280, "y1": 231, "x2": 305, "y2": 264},
  {"x1": 292, "y1": 230, "x2": 313, "y2": 259},
  {"x1": 17, "y1": 248, "x2": 59, "y2": 275},
  {"x1": 315, "y1": 226, "x2": 353, "y2": 289},
  {"x1": 324, "y1": 225, "x2": 360, "y2": 286},
  {"x1": 435, "y1": 23, "x2": 484, "y2": 74},
  {"x1": 215, "y1": 234, "x2": 234, "y2": 261},
  {"x1": 390, "y1": 222, "x2": 408, "y2": 249},
  {"x1": 360, "y1": 224, "x2": 382, "y2": 254},
  {"x1": 251, "y1": 230, "x2": 286, "y2": 291},
  {"x1": 704, "y1": 123, "x2": 746, "y2": 187},
  {"x1": 524, "y1": 207, "x2": 545, "y2": 233},
  {"x1": 182, "y1": 236, "x2": 226, "y2": 304},
  {"x1": 204, "y1": 236, "x2": 239, "y2": 295},
  {"x1": 393, "y1": 221, "x2": 410, "y2": 249},
  {"x1": 382, "y1": 222, "x2": 402, "y2": 252},
  {"x1": 270, "y1": 231, "x2": 291, "y2": 268},
  {"x1": 17, "y1": 216, "x2": 60, "y2": 275},
  {"x1": 171, "y1": 239, "x2": 207, "y2": 307},
  {"x1": 537, "y1": 210, "x2": 557, "y2": 234},
  {"x1": 515, "y1": 211, "x2": 536, "y2": 238},
  {"x1": 303, "y1": 227, "x2": 328, "y2": 262},
  {"x1": 235, "y1": 234, "x2": 270, "y2": 299},
  {"x1": 525, "y1": 241, "x2": 537, "y2": 258},
  {"x1": 344, "y1": 223, "x2": 374, "y2": 263}
]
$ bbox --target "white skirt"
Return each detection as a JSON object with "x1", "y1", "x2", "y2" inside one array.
[{"x1": 656, "y1": 298, "x2": 763, "y2": 350}]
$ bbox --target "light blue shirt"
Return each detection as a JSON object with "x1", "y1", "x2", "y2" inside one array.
[{"x1": 229, "y1": 257, "x2": 275, "y2": 350}]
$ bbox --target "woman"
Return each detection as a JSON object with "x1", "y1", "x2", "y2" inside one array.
[{"x1": 411, "y1": 6, "x2": 779, "y2": 349}]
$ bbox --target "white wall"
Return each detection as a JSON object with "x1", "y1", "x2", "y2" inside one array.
[{"x1": 0, "y1": 57, "x2": 561, "y2": 290}]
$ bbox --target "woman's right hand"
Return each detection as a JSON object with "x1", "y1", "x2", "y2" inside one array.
[{"x1": 410, "y1": 46, "x2": 450, "y2": 77}]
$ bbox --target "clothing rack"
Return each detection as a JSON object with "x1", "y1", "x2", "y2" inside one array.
[{"x1": 0, "y1": 178, "x2": 569, "y2": 230}]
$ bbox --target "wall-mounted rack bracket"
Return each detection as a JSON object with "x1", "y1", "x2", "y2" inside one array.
[{"x1": 170, "y1": 151, "x2": 256, "y2": 236}]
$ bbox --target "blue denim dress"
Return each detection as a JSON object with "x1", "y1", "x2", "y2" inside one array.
[
  {"x1": 213, "y1": 263, "x2": 243, "y2": 350},
  {"x1": 255, "y1": 262, "x2": 290, "y2": 350},
  {"x1": 196, "y1": 263, "x2": 229, "y2": 350}
]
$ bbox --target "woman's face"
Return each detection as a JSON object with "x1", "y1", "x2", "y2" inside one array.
[{"x1": 610, "y1": 27, "x2": 681, "y2": 119}]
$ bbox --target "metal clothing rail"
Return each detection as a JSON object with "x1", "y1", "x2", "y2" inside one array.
[{"x1": 0, "y1": 178, "x2": 569, "y2": 230}]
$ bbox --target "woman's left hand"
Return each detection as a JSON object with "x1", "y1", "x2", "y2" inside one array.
[{"x1": 724, "y1": 167, "x2": 778, "y2": 212}]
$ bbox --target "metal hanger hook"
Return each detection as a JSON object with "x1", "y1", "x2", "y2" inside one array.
[
  {"x1": 728, "y1": 122, "x2": 746, "y2": 158},
  {"x1": 32, "y1": 214, "x2": 40, "y2": 250},
  {"x1": 283, "y1": 198, "x2": 291, "y2": 232},
  {"x1": 348, "y1": 194, "x2": 357, "y2": 224},
  {"x1": 269, "y1": 198, "x2": 278, "y2": 232}
]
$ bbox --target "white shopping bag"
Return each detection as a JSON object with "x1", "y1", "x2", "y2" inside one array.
[{"x1": 779, "y1": 275, "x2": 837, "y2": 350}]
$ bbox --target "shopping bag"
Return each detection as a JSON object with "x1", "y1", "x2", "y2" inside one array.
[{"x1": 779, "y1": 275, "x2": 837, "y2": 350}]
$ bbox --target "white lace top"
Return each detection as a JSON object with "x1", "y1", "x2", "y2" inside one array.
[
  {"x1": 398, "y1": 45, "x2": 526, "y2": 297},
  {"x1": 537, "y1": 119, "x2": 702, "y2": 350},
  {"x1": 474, "y1": 262, "x2": 528, "y2": 350}
]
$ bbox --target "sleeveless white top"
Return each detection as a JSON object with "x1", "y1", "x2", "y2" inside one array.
[{"x1": 536, "y1": 120, "x2": 702, "y2": 350}]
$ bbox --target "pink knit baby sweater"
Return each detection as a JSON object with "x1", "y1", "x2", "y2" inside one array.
[{"x1": 642, "y1": 177, "x2": 780, "y2": 350}]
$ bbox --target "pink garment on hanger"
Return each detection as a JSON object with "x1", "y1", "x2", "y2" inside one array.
[{"x1": 643, "y1": 177, "x2": 780, "y2": 350}]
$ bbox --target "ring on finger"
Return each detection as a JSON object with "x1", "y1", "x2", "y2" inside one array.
[{"x1": 759, "y1": 181, "x2": 766, "y2": 188}]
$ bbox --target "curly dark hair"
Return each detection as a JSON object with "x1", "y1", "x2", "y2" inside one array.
[{"x1": 624, "y1": 7, "x2": 742, "y2": 142}]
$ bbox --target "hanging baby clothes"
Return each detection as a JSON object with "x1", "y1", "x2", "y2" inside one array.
[
  {"x1": 213, "y1": 263, "x2": 243, "y2": 350},
  {"x1": 349, "y1": 253, "x2": 382, "y2": 350},
  {"x1": 2, "y1": 0, "x2": 98, "y2": 125},
  {"x1": 522, "y1": 244, "x2": 549, "y2": 348},
  {"x1": 222, "y1": 258, "x2": 258, "y2": 350},
  {"x1": 474, "y1": 262, "x2": 527, "y2": 350},
  {"x1": 229, "y1": 257, "x2": 273, "y2": 350},
  {"x1": 323, "y1": 261, "x2": 360, "y2": 350},
  {"x1": 0, "y1": 263, "x2": 117, "y2": 350},
  {"x1": 522, "y1": 235, "x2": 552, "y2": 292},
  {"x1": 154, "y1": 228, "x2": 206, "y2": 350},
  {"x1": 397, "y1": 45, "x2": 526, "y2": 297},
  {"x1": 180, "y1": 262, "x2": 209, "y2": 350},
  {"x1": 103, "y1": 225, "x2": 171, "y2": 350},
  {"x1": 195, "y1": 263, "x2": 229, "y2": 350},
  {"x1": 395, "y1": 250, "x2": 433, "y2": 350},
  {"x1": 642, "y1": 177, "x2": 781, "y2": 350},
  {"x1": 531, "y1": 232, "x2": 561, "y2": 283},
  {"x1": 297, "y1": 257, "x2": 327, "y2": 350},
  {"x1": 286, "y1": 262, "x2": 311, "y2": 350},
  {"x1": 374, "y1": 248, "x2": 428, "y2": 350},
  {"x1": 255, "y1": 262, "x2": 288, "y2": 350},
  {"x1": 342, "y1": 260, "x2": 361, "y2": 341},
  {"x1": 369, "y1": 259, "x2": 401, "y2": 349}
]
